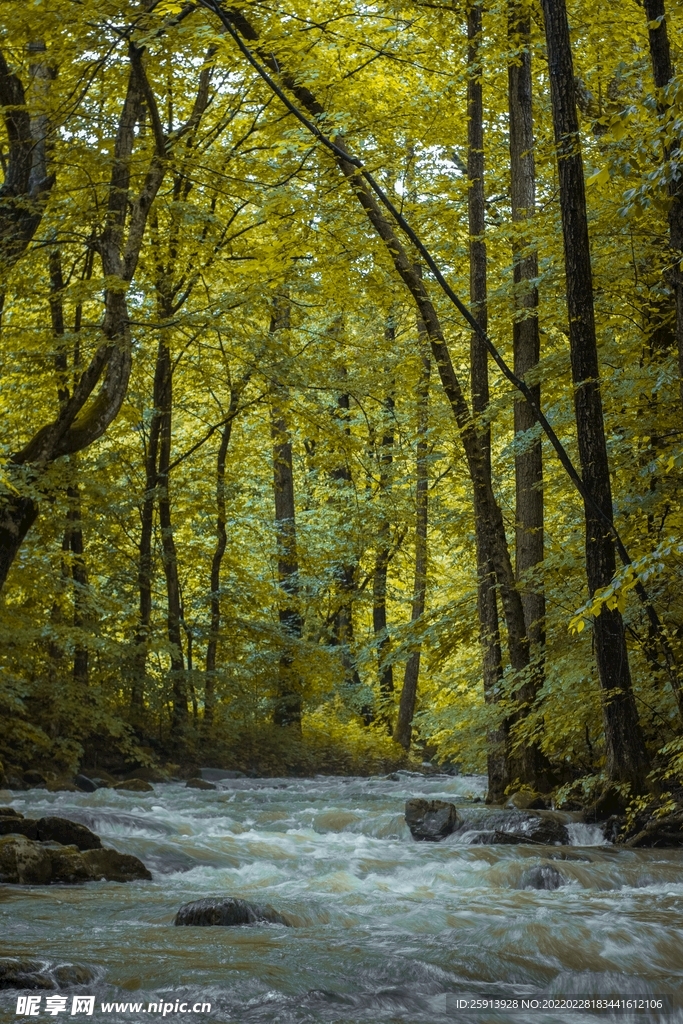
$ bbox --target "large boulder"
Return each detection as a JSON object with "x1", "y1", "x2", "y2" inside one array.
[
  {"x1": 175, "y1": 897, "x2": 289, "y2": 927},
  {"x1": 0, "y1": 958, "x2": 94, "y2": 991},
  {"x1": 186, "y1": 778, "x2": 216, "y2": 791},
  {"x1": 36, "y1": 817, "x2": 102, "y2": 850},
  {"x1": 0, "y1": 835, "x2": 151, "y2": 884},
  {"x1": 405, "y1": 799, "x2": 459, "y2": 841},
  {"x1": 114, "y1": 778, "x2": 153, "y2": 793},
  {"x1": 0, "y1": 816, "x2": 38, "y2": 840},
  {"x1": 468, "y1": 815, "x2": 569, "y2": 846},
  {"x1": 23, "y1": 770, "x2": 47, "y2": 788}
]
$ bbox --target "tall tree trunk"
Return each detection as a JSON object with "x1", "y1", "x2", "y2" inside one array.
[
  {"x1": 270, "y1": 297, "x2": 303, "y2": 729},
  {"x1": 508, "y1": 0, "x2": 547, "y2": 786},
  {"x1": 642, "y1": 0, "x2": 683, "y2": 410},
  {"x1": 373, "y1": 332, "x2": 395, "y2": 730},
  {"x1": 467, "y1": 3, "x2": 508, "y2": 800},
  {"x1": 541, "y1": 0, "x2": 650, "y2": 788},
  {"x1": 154, "y1": 329, "x2": 187, "y2": 735},
  {"x1": 131, "y1": 407, "x2": 161, "y2": 715},
  {"x1": 394, "y1": 297, "x2": 430, "y2": 750},
  {"x1": 67, "y1": 485, "x2": 89, "y2": 687},
  {"x1": 330, "y1": 386, "x2": 371, "y2": 722},
  {"x1": 205, "y1": 387, "x2": 239, "y2": 732}
]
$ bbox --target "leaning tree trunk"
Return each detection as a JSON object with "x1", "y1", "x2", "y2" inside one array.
[
  {"x1": 466, "y1": 3, "x2": 508, "y2": 800},
  {"x1": 394, "y1": 299, "x2": 430, "y2": 750},
  {"x1": 642, "y1": 0, "x2": 683, "y2": 411},
  {"x1": 542, "y1": 0, "x2": 650, "y2": 789},
  {"x1": 508, "y1": 0, "x2": 549, "y2": 787},
  {"x1": 270, "y1": 297, "x2": 303, "y2": 730}
]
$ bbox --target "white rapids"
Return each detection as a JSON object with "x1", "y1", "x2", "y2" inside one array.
[{"x1": 1, "y1": 773, "x2": 682, "y2": 1023}]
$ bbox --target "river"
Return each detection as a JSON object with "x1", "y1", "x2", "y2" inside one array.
[{"x1": 1, "y1": 773, "x2": 682, "y2": 1023}]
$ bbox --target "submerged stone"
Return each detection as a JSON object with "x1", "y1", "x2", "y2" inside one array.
[
  {"x1": 405, "y1": 799, "x2": 459, "y2": 841},
  {"x1": 0, "y1": 958, "x2": 94, "y2": 991},
  {"x1": 186, "y1": 777, "x2": 216, "y2": 790},
  {"x1": 174, "y1": 896, "x2": 290, "y2": 927},
  {"x1": 520, "y1": 864, "x2": 564, "y2": 890},
  {"x1": 114, "y1": 778, "x2": 153, "y2": 793}
]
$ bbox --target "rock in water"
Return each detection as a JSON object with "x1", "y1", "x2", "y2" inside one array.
[
  {"x1": 81, "y1": 848, "x2": 152, "y2": 882},
  {"x1": 186, "y1": 778, "x2": 216, "y2": 790},
  {"x1": 74, "y1": 774, "x2": 98, "y2": 793},
  {"x1": 114, "y1": 778, "x2": 154, "y2": 793},
  {"x1": 520, "y1": 865, "x2": 564, "y2": 890},
  {"x1": 0, "y1": 816, "x2": 38, "y2": 840},
  {"x1": 0, "y1": 958, "x2": 94, "y2": 991},
  {"x1": 36, "y1": 817, "x2": 102, "y2": 850},
  {"x1": 0, "y1": 835, "x2": 151, "y2": 884},
  {"x1": 175, "y1": 897, "x2": 289, "y2": 927},
  {"x1": 405, "y1": 799, "x2": 459, "y2": 841},
  {"x1": 468, "y1": 816, "x2": 569, "y2": 846}
]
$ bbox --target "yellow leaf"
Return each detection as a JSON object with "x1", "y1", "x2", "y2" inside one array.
[{"x1": 587, "y1": 167, "x2": 610, "y2": 187}]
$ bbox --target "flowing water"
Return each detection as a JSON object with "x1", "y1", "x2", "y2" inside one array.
[{"x1": 2, "y1": 774, "x2": 682, "y2": 1024}]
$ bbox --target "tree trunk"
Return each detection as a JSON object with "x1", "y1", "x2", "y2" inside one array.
[
  {"x1": 270, "y1": 297, "x2": 303, "y2": 729},
  {"x1": 394, "y1": 298, "x2": 430, "y2": 750},
  {"x1": 466, "y1": 4, "x2": 508, "y2": 800},
  {"x1": 641, "y1": 0, "x2": 683, "y2": 410},
  {"x1": 330, "y1": 386, "x2": 371, "y2": 722},
  {"x1": 508, "y1": 0, "x2": 548, "y2": 786},
  {"x1": 373, "y1": 333, "x2": 395, "y2": 729},
  {"x1": 541, "y1": 0, "x2": 650, "y2": 788},
  {"x1": 155, "y1": 331, "x2": 187, "y2": 735},
  {"x1": 67, "y1": 486, "x2": 89, "y2": 687},
  {"x1": 205, "y1": 388, "x2": 239, "y2": 731}
]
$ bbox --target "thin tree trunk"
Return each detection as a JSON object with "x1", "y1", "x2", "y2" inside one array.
[
  {"x1": 131, "y1": 407, "x2": 161, "y2": 714},
  {"x1": 541, "y1": 0, "x2": 650, "y2": 788},
  {"x1": 394, "y1": 296, "x2": 430, "y2": 750},
  {"x1": 467, "y1": 4, "x2": 508, "y2": 800},
  {"x1": 205, "y1": 387, "x2": 239, "y2": 732},
  {"x1": 154, "y1": 329, "x2": 187, "y2": 735},
  {"x1": 508, "y1": 0, "x2": 547, "y2": 786},
  {"x1": 373, "y1": 331, "x2": 395, "y2": 729},
  {"x1": 270, "y1": 297, "x2": 303, "y2": 729},
  {"x1": 330, "y1": 386, "x2": 371, "y2": 722},
  {"x1": 642, "y1": 0, "x2": 683, "y2": 410},
  {"x1": 67, "y1": 485, "x2": 89, "y2": 687}
]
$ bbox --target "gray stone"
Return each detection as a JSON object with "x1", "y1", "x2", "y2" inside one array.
[
  {"x1": 175, "y1": 896, "x2": 289, "y2": 927},
  {"x1": 74, "y1": 774, "x2": 98, "y2": 793},
  {"x1": 114, "y1": 778, "x2": 153, "y2": 793},
  {"x1": 467, "y1": 816, "x2": 569, "y2": 846},
  {"x1": 405, "y1": 799, "x2": 459, "y2": 841},
  {"x1": 0, "y1": 958, "x2": 94, "y2": 990},
  {"x1": 186, "y1": 777, "x2": 216, "y2": 790},
  {"x1": 520, "y1": 865, "x2": 564, "y2": 890},
  {"x1": 200, "y1": 768, "x2": 245, "y2": 782}
]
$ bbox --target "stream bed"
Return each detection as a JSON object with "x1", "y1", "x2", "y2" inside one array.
[{"x1": 2, "y1": 773, "x2": 682, "y2": 1023}]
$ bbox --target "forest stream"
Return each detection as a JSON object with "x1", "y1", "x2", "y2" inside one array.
[{"x1": 2, "y1": 773, "x2": 682, "y2": 1024}]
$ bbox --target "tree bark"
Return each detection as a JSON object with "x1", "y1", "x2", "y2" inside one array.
[
  {"x1": 508, "y1": 0, "x2": 548, "y2": 786},
  {"x1": 641, "y1": 0, "x2": 683, "y2": 411},
  {"x1": 373, "y1": 332, "x2": 395, "y2": 730},
  {"x1": 541, "y1": 0, "x2": 650, "y2": 788},
  {"x1": 394, "y1": 296, "x2": 430, "y2": 750},
  {"x1": 466, "y1": 4, "x2": 508, "y2": 800},
  {"x1": 270, "y1": 297, "x2": 303, "y2": 729},
  {"x1": 205, "y1": 387, "x2": 239, "y2": 731}
]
